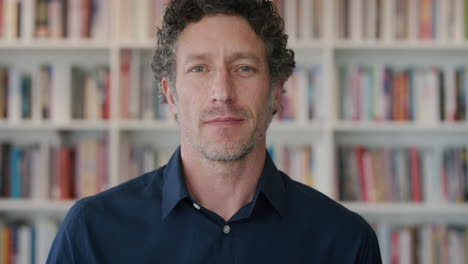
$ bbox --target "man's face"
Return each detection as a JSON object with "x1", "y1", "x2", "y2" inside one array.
[{"x1": 163, "y1": 14, "x2": 282, "y2": 161}]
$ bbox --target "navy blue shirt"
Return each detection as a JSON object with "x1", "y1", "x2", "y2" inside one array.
[{"x1": 47, "y1": 147, "x2": 382, "y2": 263}]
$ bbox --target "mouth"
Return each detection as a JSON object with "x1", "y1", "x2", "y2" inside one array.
[{"x1": 204, "y1": 117, "x2": 245, "y2": 126}]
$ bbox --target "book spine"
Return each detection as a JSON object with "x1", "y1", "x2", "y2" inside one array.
[
  {"x1": 120, "y1": 50, "x2": 131, "y2": 119},
  {"x1": 0, "y1": 0, "x2": 4, "y2": 38},
  {"x1": 465, "y1": 0, "x2": 468, "y2": 39},
  {"x1": 7, "y1": 68, "x2": 20, "y2": 123},
  {"x1": 103, "y1": 67, "x2": 110, "y2": 119},
  {"x1": 81, "y1": 0, "x2": 90, "y2": 38},
  {"x1": 10, "y1": 146, "x2": 21, "y2": 198},
  {"x1": 35, "y1": 0, "x2": 48, "y2": 38},
  {"x1": 67, "y1": 0, "x2": 80, "y2": 39},
  {"x1": 48, "y1": 0, "x2": 63, "y2": 38},
  {"x1": 410, "y1": 147, "x2": 422, "y2": 202},
  {"x1": 0, "y1": 67, "x2": 7, "y2": 119},
  {"x1": 20, "y1": 73, "x2": 31, "y2": 119},
  {"x1": 51, "y1": 62, "x2": 70, "y2": 123}
]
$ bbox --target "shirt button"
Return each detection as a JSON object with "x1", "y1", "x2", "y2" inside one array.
[
  {"x1": 193, "y1": 203, "x2": 201, "y2": 210},
  {"x1": 223, "y1": 225, "x2": 230, "y2": 234}
]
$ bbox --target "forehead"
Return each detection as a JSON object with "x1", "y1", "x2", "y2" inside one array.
[{"x1": 175, "y1": 14, "x2": 267, "y2": 63}]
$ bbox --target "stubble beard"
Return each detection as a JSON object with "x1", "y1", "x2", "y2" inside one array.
[{"x1": 177, "y1": 91, "x2": 276, "y2": 162}]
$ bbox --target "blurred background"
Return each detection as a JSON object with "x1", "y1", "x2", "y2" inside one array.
[{"x1": 1, "y1": 0, "x2": 468, "y2": 263}]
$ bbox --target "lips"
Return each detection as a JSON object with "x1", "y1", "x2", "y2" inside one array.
[{"x1": 204, "y1": 117, "x2": 244, "y2": 125}]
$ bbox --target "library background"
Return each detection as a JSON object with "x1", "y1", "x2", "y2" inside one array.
[{"x1": 0, "y1": 0, "x2": 468, "y2": 263}]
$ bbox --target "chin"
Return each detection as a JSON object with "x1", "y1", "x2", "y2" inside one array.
[
  {"x1": 201, "y1": 145, "x2": 254, "y2": 162},
  {"x1": 196, "y1": 137, "x2": 256, "y2": 162}
]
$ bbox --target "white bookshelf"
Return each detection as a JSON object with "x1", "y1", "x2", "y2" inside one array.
[
  {"x1": 343, "y1": 202, "x2": 468, "y2": 223},
  {"x1": 2, "y1": 0, "x2": 468, "y2": 262},
  {"x1": 0, "y1": 199, "x2": 74, "y2": 213},
  {"x1": 0, "y1": 0, "x2": 466, "y2": 216}
]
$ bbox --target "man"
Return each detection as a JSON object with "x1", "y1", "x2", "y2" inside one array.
[{"x1": 47, "y1": 0, "x2": 382, "y2": 263}]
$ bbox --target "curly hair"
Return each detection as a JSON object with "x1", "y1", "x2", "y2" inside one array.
[{"x1": 151, "y1": 0, "x2": 296, "y2": 103}]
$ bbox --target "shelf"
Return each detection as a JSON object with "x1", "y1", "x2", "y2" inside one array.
[
  {"x1": 3, "y1": 120, "x2": 468, "y2": 133},
  {"x1": 7, "y1": 40, "x2": 468, "y2": 52},
  {"x1": 333, "y1": 41, "x2": 468, "y2": 51},
  {"x1": 0, "y1": 121, "x2": 112, "y2": 131},
  {"x1": 333, "y1": 121, "x2": 468, "y2": 133},
  {"x1": 118, "y1": 120, "x2": 179, "y2": 131},
  {"x1": 288, "y1": 40, "x2": 324, "y2": 50},
  {"x1": 270, "y1": 121, "x2": 324, "y2": 132},
  {"x1": 0, "y1": 199, "x2": 75, "y2": 213},
  {"x1": 342, "y1": 202, "x2": 468, "y2": 222},
  {"x1": 118, "y1": 40, "x2": 325, "y2": 50},
  {"x1": 117, "y1": 41, "x2": 155, "y2": 50},
  {"x1": 0, "y1": 40, "x2": 111, "y2": 50},
  {"x1": 118, "y1": 120, "x2": 325, "y2": 132}
]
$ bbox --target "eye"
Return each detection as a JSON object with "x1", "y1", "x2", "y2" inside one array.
[
  {"x1": 236, "y1": 65, "x2": 257, "y2": 77},
  {"x1": 239, "y1": 66, "x2": 253, "y2": 72},
  {"x1": 190, "y1": 66, "x2": 205, "y2": 73}
]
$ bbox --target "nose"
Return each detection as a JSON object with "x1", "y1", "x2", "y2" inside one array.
[{"x1": 209, "y1": 68, "x2": 235, "y2": 103}]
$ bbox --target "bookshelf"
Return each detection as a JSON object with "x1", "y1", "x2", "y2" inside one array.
[{"x1": 1, "y1": 0, "x2": 468, "y2": 263}]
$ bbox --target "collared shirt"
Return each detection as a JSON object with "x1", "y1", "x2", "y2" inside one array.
[{"x1": 47, "y1": 146, "x2": 382, "y2": 263}]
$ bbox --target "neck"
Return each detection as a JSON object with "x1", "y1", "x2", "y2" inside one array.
[{"x1": 180, "y1": 139, "x2": 266, "y2": 222}]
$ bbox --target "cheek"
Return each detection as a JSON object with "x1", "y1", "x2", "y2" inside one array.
[
  {"x1": 176, "y1": 96, "x2": 199, "y2": 122},
  {"x1": 247, "y1": 86, "x2": 271, "y2": 107}
]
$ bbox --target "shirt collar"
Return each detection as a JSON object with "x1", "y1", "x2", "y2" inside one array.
[
  {"x1": 259, "y1": 152, "x2": 287, "y2": 217},
  {"x1": 161, "y1": 146, "x2": 287, "y2": 220},
  {"x1": 161, "y1": 146, "x2": 190, "y2": 220}
]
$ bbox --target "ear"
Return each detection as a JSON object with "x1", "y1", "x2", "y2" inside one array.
[
  {"x1": 161, "y1": 77, "x2": 178, "y2": 115},
  {"x1": 272, "y1": 80, "x2": 285, "y2": 114}
]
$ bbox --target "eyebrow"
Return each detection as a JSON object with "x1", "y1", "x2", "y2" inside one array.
[
  {"x1": 230, "y1": 52, "x2": 262, "y2": 64},
  {"x1": 182, "y1": 52, "x2": 262, "y2": 67}
]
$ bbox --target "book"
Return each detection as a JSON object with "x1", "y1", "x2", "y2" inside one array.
[
  {"x1": 119, "y1": 143, "x2": 174, "y2": 182},
  {"x1": 38, "y1": 64, "x2": 51, "y2": 120},
  {"x1": 338, "y1": 146, "x2": 430, "y2": 202},
  {"x1": 0, "y1": 0, "x2": 4, "y2": 38},
  {"x1": 338, "y1": 64, "x2": 468, "y2": 123},
  {"x1": 120, "y1": 50, "x2": 172, "y2": 120},
  {"x1": 29, "y1": 0, "x2": 110, "y2": 39},
  {"x1": 10, "y1": 146, "x2": 21, "y2": 199},
  {"x1": 20, "y1": 73, "x2": 31, "y2": 119},
  {"x1": 35, "y1": 0, "x2": 48, "y2": 38},
  {"x1": 375, "y1": 223, "x2": 468, "y2": 264},
  {"x1": 267, "y1": 144, "x2": 314, "y2": 187},
  {"x1": 0, "y1": 66, "x2": 7, "y2": 119},
  {"x1": 69, "y1": 65, "x2": 109, "y2": 120}
]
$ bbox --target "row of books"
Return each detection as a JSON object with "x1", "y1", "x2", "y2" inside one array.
[
  {"x1": 119, "y1": 0, "x2": 168, "y2": 41},
  {"x1": 338, "y1": 146, "x2": 468, "y2": 203},
  {"x1": 268, "y1": 144, "x2": 314, "y2": 187},
  {"x1": 70, "y1": 65, "x2": 110, "y2": 120},
  {"x1": 339, "y1": 65, "x2": 468, "y2": 123},
  {"x1": 337, "y1": 0, "x2": 468, "y2": 42},
  {"x1": 5, "y1": 0, "x2": 468, "y2": 43},
  {"x1": 120, "y1": 50, "x2": 173, "y2": 120},
  {"x1": 0, "y1": 218, "x2": 58, "y2": 264},
  {"x1": 0, "y1": 0, "x2": 110, "y2": 40},
  {"x1": 272, "y1": 0, "x2": 323, "y2": 41},
  {"x1": 0, "y1": 139, "x2": 108, "y2": 200},
  {"x1": 376, "y1": 223, "x2": 468, "y2": 264},
  {"x1": 119, "y1": 0, "x2": 325, "y2": 42},
  {"x1": 441, "y1": 148, "x2": 468, "y2": 203},
  {"x1": 0, "y1": 64, "x2": 110, "y2": 122},
  {"x1": 275, "y1": 65, "x2": 323, "y2": 122},
  {"x1": 119, "y1": 143, "x2": 173, "y2": 182}
]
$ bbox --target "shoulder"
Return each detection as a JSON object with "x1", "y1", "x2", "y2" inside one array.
[
  {"x1": 47, "y1": 168, "x2": 167, "y2": 263},
  {"x1": 282, "y1": 172, "x2": 373, "y2": 236},
  {"x1": 66, "y1": 166, "x2": 166, "y2": 223},
  {"x1": 282, "y1": 173, "x2": 381, "y2": 261}
]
